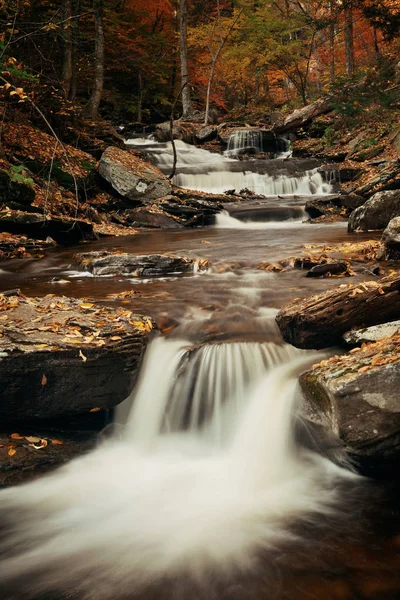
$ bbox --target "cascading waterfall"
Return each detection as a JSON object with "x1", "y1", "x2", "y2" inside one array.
[
  {"x1": 0, "y1": 336, "x2": 355, "y2": 600},
  {"x1": 126, "y1": 138, "x2": 333, "y2": 196},
  {"x1": 226, "y1": 129, "x2": 290, "y2": 156}
]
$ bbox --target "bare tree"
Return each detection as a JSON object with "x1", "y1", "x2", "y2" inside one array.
[
  {"x1": 86, "y1": 0, "x2": 104, "y2": 118},
  {"x1": 344, "y1": 0, "x2": 355, "y2": 78},
  {"x1": 179, "y1": 0, "x2": 192, "y2": 118}
]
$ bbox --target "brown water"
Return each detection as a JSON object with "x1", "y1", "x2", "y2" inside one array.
[{"x1": 0, "y1": 210, "x2": 398, "y2": 600}]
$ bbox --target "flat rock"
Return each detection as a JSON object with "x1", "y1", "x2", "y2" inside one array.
[
  {"x1": 348, "y1": 190, "x2": 400, "y2": 232},
  {"x1": 75, "y1": 251, "x2": 209, "y2": 277},
  {"x1": 300, "y1": 336, "x2": 400, "y2": 458},
  {"x1": 344, "y1": 320, "x2": 400, "y2": 345},
  {"x1": 125, "y1": 206, "x2": 183, "y2": 229},
  {"x1": 98, "y1": 146, "x2": 172, "y2": 203},
  {"x1": 305, "y1": 261, "x2": 349, "y2": 278},
  {"x1": 0, "y1": 294, "x2": 151, "y2": 420},
  {"x1": 305, "y1": 195, "x2": 341, "y2": 218},
  {"x1": 0, "y1": 210, "x2": 94, "y2": 244}
]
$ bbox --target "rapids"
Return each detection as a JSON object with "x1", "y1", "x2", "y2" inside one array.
[{"x1": 0, "y1": 141, "x2": 398, "y2": 600}]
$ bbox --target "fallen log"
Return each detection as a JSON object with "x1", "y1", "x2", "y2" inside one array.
[{"x1": 276, "y1": 274, "x2": 400, "y2": 349}]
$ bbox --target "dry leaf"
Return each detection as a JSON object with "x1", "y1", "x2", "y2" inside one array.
[
  {"x1": 80, "y1": 303, "x2": 94, "y2": 309},
  {"x1": 79, "y1": 349, "x2": 87, "y2": 363},
  {"x1": 41, "y1": 373, "x2": 47, "y2": 386},
  {"x1": 8, "y1": 448, "x2": 16, "y2": 457},
  {"x1": 51, "y1": 439, "x2": 63, "y2": 445},
  {"x1": 10, "y1": 433, "x2": 24, "y2": 440},
  {"x1": 25, "y1": 435, "x2": 41, "y2": 443},
  {"x1": 90, "y1": 407, "x2": 101, "y2": 413}
]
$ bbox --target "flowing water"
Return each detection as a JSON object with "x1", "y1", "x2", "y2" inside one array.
[{"x1": 0, "y1": 142, "x2": 399, "y2": 600}]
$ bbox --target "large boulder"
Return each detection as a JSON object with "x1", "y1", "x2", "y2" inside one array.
[
  {"x1": 0, "y1": 294, "x2": 151, "y2": 421},
  {"x1": 98, "y1": 146, "x2": 172, "y2": 203},
  {"x1": 348, "y1": 190, "x2": 400, "y2": 232},
  {"x1": 75, "y1": 251, "x2": 209, "y2": 277},
  {"x1": 379, "y1": 216, "x2": 400, "y2": 259},
  {"x1": 300, "y1": 335, "x2": 400, "y2": 459}
]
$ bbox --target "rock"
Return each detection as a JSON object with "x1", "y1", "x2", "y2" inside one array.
[
  {"x1": 344, "y1": 320, "x2": 400, "y2": 345},
  {"x1": 351, "y1": 145, "x2": 385, "y2": 162},
  {"x1": 305, "y1": 262, "x2": 349, "y2": 278},
  {"x1": 0, "y1": 210, "x2": 94, "y2": 244},
  {"x1": 339, "y1": 193, "x2": 365, "y2": 211},
  {"x1": 389, "y1": 126, "x2": 400, "y2": 154},
  {"x1": 98, "y1": 146, "x2": 172, "y2": 203},
  {"x1": 125, "y1": 206, "x2": 183, "y2": 229},
  {"x1": 0, "y1": 294, "x2": 150, "y2": 421},
  {"x1": 305, "y1": 195, "x2": 341, "y2": 218},
  {"x1": 153, "y1": 121, "x2": 198, "y2": 144},
  {"x1": 348, "y1": 190, "x2": 400, "y2": 232},
  {"x1": 75, "y1": 251, "x2": 208, "y2": 277},
  {"x1": 379, "y1": 216, "x2": 400, "y2": 259},
  {"x1": 300, "y1": 336, "x2": 400, "y2": 459},
  {"x1": 0, "y1": 169, "x2": 35, "y2": 206},
  {"x1": 353, "y1": 161, "x2": 400, "y2": 198},
  {"x1": 338, "y1": 167, "x2": 363, "y2": 183},
  {"x1": 276, "y1": 275, "x2": 400, "y2": 349},
  {"x1": 277, "y1": 99, "x2": 333, "y2": 133},
  {"x1": 196, "y1": 125, "x2": 217, "y2": 143}
]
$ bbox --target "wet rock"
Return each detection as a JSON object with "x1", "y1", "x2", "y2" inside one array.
[
  {"x1": 276, "y1": 275, "x2": 400, "y2": 349},
  {"x1": 339, "y1": 192, "x2": 365, "y2": 211},
  {"x1": 348, "y1": 190, "x2": 400, "y2": 232},
  {"x1": 0, "y1": 210, "x2": 94, "y2": 244},
  {"x1": 305, "y1": 195, "x2": 341, "y2": 218},
  {"x1": 76, "y1": 251, "x2": 208, "y2": 277},
  {"x1": 153, "y1": 121, "x2": 198, "y2": 144},
  {"x1": 125, "y1": 206, "x2": 183, "y2": 229},
  {"x1": 379, "y1": 216, "x2": 400, "y2": 259},
  {"x1": 305, "y1": 262, "x2": 349, "y2": 278},
  {"x1": 98, "y1": 146, "x2": 171, "y2": 203},
  {"x1": 300, "y1": 336, "x2": 400, "y2": 459},
  {"x1": 0, "y1": 294, "x2": 150, "y2": 421},
  {"x1": 344, "y1": 320, "x2": 400, "y2": 345}
]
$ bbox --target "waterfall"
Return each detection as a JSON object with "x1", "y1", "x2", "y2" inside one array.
[
  {"x1": 226, "y1": 129, "x2": 290, "y2": 156},
  {"x1": 0, "y1": 337, "x2": 355, "y2": 600}
]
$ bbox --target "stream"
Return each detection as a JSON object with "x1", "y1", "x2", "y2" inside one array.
[{"x1": 0, "y1": 141, "x2": 399, "y2": 600}]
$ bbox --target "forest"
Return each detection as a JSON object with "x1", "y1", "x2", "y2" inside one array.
[{"x1": 1, "y1": 0, "x2": 399, "y2": 126}]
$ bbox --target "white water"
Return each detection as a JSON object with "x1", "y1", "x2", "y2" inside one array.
[
  {"x1": 0, "y1": 337, "x2": 354, "y2": 599},
  {"x1": 126, "y1": 138, "x2": 333, "y2": 196},
  {"x1": 215, "y1": 210, "x2": 308, "y2": 228}
]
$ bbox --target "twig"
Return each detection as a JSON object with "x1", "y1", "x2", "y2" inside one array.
[{"x1": 168, "y1": 82, "x2": 188, "y2": 181}]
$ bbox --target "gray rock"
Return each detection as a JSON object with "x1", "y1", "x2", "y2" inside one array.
[
  {"x1": 300, "y1": 350, "x2": 400, "y2": 458},
  {"x1": 125, "y1": 206, "x2": 183, "y2": 229},
  {"x1": 196, "y1": 125, "x2": 217, "y2": 143},
  {"x1": 76, "y1": 251, "x2": 208, "y2": 277},
  {"x1": 348, "y1": 190, "x2": 400, "y2": 232},
  {"x1": 380, "y1": 215, "x2": 400, "y2": 259},
  {"x1": 99, "y1": 146, "x2": 171, "y2": 203},
  {"x1": 344, "y1": 320, "x2": 400, "y2": 345}
]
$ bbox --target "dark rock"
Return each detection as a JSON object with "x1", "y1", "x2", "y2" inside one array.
[
  {"x1": 300, "y1": 339, "x2": 400, "y2": 459},
  {"x1": 305, "y1": 195, "x2": 341, "y2": 218},
  {"x1": 0, "y1": 210, "x2": 94, "y2": 244},
  {"x1": 0, "y1": 170, "x2": 35, "y2": 206},
  {"x1": 294, "y1": 257, "x2": 325, "y2": 270},
  {"x1": 338, "y1": 167, "x2": 363, "y2": 182},
  {"x1": 125, "y1": 206, "x2": 183, "y2": 229},
  {"x1": 153, "y1": 121, "x2": 198, "y2": 144},
  {"x1": 339, "y1": 193, "x2": 365, "y2": 211},
  {"x1": 98, "y1": 146, "x2": 172, "y2": 203},
  {"x1": 344, "y1": 320, "x2": 400, "y2": 345},
  {"x1": 0, "y1": 294, "x2": 150, "y2": 421},
  {"x1": 75, "y1": 251, "x2": 208, "y2": 277},
  {"x1": 305, "y1": 262, "x2": 349, "y2": 278},
  {"x1": 351, "y1": 145, "x2": 385, "y2": 162},
  {"x1": 348, "y1": 190, "x2": 400, "y2": 232},
  {"x1": 276, "y1": 275, "x2": 400, "y2": 349},
  {"x1": 379, "y1": 216, "x2": 400, "y2": 259}
]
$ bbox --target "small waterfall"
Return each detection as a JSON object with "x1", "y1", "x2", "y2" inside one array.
[
  {"x1": 0, "y1": 336, "x2": 355, "y2": 600},
  {"x1": 215, "y1": 210, "x2": 308, "y2": 228},
  {"x1": 226, "y1": 129, "x2": 290, "y2": 157}
]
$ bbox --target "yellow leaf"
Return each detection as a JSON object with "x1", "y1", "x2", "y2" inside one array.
[
  {"x1": 10, "y1": 433, "x2": 24, "y2": 440},
  {"x1": 79, "y1": 349, "x2": 87, "y2": 362},
  {"x1": 80, "y1": 303, "x2": 94, "y2": 309},
  {"x1": 8, "y1": 448, "x2": 16, "y2": 457},
  {"x1": 25, "y1": 436, "x2": 41, "y2": 443},
  {"x1": 110, "y1": 336, "x2": 122, "y2": 341},
  {"x1": 35, "y1": 343, "x2": 49, "y2": 350}
]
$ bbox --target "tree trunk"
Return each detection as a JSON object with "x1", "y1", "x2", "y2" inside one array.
[
  {"x1": 179, "y1": 0, "x2": 192, "y2": 118},
  {"x1": 344, "y1": 1, "x2": 355, "y2": 78},
  {"x1": 61, "y1": 0, "x2": 73, "y2": 99},
  {"x1": 86, "y1": 0, "x2": 104, "y2": 119},
  {"x1": 276, "y1": 275, "x2": 400, "y2": 349},
  {"x1": 204, "y1": 58, "x2": 216, "y2": 125},
  {"x1": 137, "y1": 72, "x2": 143, "y2": 123},
  {"x1": 69, "y1": 0, "x2": 80, "y2": 103},
  {"x1": 329, "y1": 0, "x2": 335, "y2": 86}
]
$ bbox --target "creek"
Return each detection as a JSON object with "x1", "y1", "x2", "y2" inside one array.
[{"x1": 0, "y1": 141, "x2": 398, "y2": 600}]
